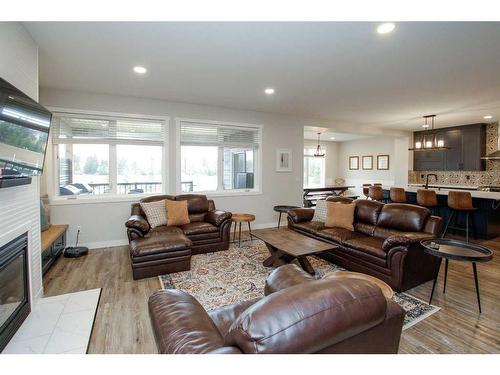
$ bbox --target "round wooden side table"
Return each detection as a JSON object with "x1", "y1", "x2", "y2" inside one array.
[
  {"x1": 324, "y1": 271, "x2": 394, "y2": 299},
  {"x1": 273, "y1": 205, "x2": 300, "y2": 228},
  {"x1": 231, "y1": 213, "x2": 256, "y2": 247}
]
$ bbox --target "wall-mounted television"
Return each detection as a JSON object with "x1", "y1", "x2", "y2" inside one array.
[{"x1": 0, "y1": 77, "x2": 52, "y2": 187}]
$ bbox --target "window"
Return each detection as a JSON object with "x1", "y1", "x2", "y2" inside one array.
[
  {"x1": 304, "y1": 148, "x2": 325, "y2": 188},
  {"x1": 52, "y1": 113, "x2": 167, "y2": 197},
  {"x1": 179, "y1": 120, "x2": 261, "y2": 194}
]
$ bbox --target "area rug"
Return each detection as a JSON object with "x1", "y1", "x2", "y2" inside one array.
[{"x1": 159, "y1": 239, "x2": 439, "y2": 330}]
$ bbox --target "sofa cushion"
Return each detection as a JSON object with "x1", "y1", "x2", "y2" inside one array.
[
  {"x1": 130, "y1": 232, "x2": 192, "y2": 258},
  {"x1": 175, "y1": 194, "x2": 209, "y2": 214},
  {"x1": 343, "y1": 237, "x2": 387, "y2": 260},
  {"x1": 180, "y1": 222, "x2": 219, "y2": 235},
  {"x1": 377, "y1": 204, "x2": 430, "y2": 233},
  {"x1": 325, "y1": 202, "x2": 356, "y2": 231},
  {"x1": 318, "y1": 227, "x2": 365, "y2": 244},
  {"x1": 293, "y1": 221, "x2": 324, "y2": 235},
  {"x1": 354, "y1": 200, "x2": 383, "y2": 225},
  {"x1": 354, "y1": 222, "x2": 376, "y2": 236}
]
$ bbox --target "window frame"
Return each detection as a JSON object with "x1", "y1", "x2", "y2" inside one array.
[
  {"x1": 48, "y1": 108, "x2": 169, "y2": 203},
  {"x1": 175, "y1": 117, "x2": 263, "y2": 197},
  {"x1": 303, "y1": 147, "x2": 326, "y2": 188}
]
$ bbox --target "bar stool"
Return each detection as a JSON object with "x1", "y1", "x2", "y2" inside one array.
[
  {"x1": 417, "y1": 189, "x2": 440, "y2": 216},
  {"x1": 362, "y1": 184, "x2": 372, "y2": 199},
  {"x1": 368, "y1": 185, "x2": 384, "y2": 202},
  {"x1": 442, "y1": 191, "x2": 478, "y2": 242},
  {"x1": 390, "y1": 187, "x2": 407, "y2": 203}
]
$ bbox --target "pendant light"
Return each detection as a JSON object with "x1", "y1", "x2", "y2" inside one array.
[
  {"x1": 409, "y1": 115, "x2": 450, "y2": 152},
  {"x1": 314, "y1": 132, "x2": 325, "y2": 157}
]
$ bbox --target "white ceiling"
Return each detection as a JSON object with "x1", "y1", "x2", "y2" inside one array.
[
  {"x1": 304, "y1": 127, "x2": 372, "y2": 142},
  {"x1": 23, "y1": 22, "x2": 500, "y2": 130}
]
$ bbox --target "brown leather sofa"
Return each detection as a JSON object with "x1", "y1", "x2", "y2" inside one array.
[
  {"x1": 125, "y1": 194, "x2": 232, "y2": 279},
  {"x1": 288, "y1": 197, "x2": 443, "y2": 292},
  {"x1": 148, "y1": 264, "x2": 405, "y2": 354}
]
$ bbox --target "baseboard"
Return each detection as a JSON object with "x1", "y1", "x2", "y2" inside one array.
[
  {"x1": 247, "y1": 222, "x2": 277, "y2": 230},
  {"x1": 81, "y1": 239, "x2": 129, "y2": 250}
]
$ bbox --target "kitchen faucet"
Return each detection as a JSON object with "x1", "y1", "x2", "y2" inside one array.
[{"x1": 425, "y1": 174, "x2": 438, "y2": 189}]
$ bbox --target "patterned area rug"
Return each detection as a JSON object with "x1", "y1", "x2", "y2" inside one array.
[{"x1": 159, "y1": 239, "x2": 440, "y2": 330}]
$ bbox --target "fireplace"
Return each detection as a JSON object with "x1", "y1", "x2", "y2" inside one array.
[{"x1": 0, "y1": 233, "x2": 30, "y2": 352}]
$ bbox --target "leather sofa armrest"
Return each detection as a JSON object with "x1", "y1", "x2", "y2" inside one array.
[
  {"x1": 287, "y1": 208, "x2": 315, "y2": 223},
  {"x1": 423, "y1": 215, "x2": 443, "y2": 236},
  {"x1": 125, "y1": 214, "x2": 150, "y2": 234},
  {"x1": 148, "y1": 289, "x2": 225, "y2": 354},
  {"x1": 382, "y1": 233, "x2": 435, "y2": 251},
  {"x1": 205, "y1": 210, "x2": 232, "y2": 227},
  {"x1": 208, "y1": 298, "x2": 260, "y2": 337},
  {"x1": 264, "y1": 264, "x2": 315, "y2": 295}
]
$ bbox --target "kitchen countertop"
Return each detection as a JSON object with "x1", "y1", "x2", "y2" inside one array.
[{"x1": 383, "y1": 185, "x2": 500, "y2": 200}]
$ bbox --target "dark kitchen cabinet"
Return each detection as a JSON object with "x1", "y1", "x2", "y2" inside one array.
[{"x1": 413, "y1": 123, "x2": 486, "y2": 171}]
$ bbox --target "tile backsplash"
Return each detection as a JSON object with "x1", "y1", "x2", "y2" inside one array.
[{"x1": 408, "y1": 122, "x2": 499, "y2": 187}]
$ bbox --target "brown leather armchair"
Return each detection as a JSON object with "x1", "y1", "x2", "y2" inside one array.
[
  {"x1": 148, "y1": 264, "x2": 405, "y2": 354},
  {"x1": 288, "y1": 197, "x2": 443, "y2": 292},
  {"x1": 126, "y1": 194, "x2": 232, "y2": 279}
]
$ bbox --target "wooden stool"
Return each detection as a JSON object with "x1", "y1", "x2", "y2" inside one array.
[
  {"x1": 368, "y1": 185, "x2": 384, "y2": 202},
  {"x1": 390, "y1": 187, "x2": 407, "y2": 203},
  {"x1": 324, "y1": 271, "x2": 394, "y2": 299},
  {"x1": 232, "y1": 213, "x2": 256, "y2": 247},
  {"x1": 442, "y1": 191, "x2": 478, "y2": 242},
  {"x1": 417, "y1": 189, "x2": 440, "y2": 216}
]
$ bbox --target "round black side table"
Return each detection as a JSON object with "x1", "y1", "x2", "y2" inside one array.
[
  {"x1": 421, "y1": 238, "x2": 493, "y2": 313},
  {"x1": 273, "y1": 205, "x2": 300, "y2": 229}
]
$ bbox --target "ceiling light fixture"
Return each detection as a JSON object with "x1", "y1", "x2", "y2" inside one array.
[
  {"x1": 314, "y1": 133, "x2": 325, "y2": 157},
  {"x1": 377, "y1": 23, "x2": 396, "y2": 34},
  {"x1": 264, "y1": 88, "x2": 275, "y2": 95},
  {"x1": 483, "y1": 115, "x2": 493, "y2": 120},
  {"x1": 409, "y1": 115, "x2": 450, "y2": 152},
  {"x1": 133, "y1": 66, "x2": 147, "y2": 74}
]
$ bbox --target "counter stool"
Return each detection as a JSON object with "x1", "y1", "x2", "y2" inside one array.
[
  {"x1": 368, "y1": 185, "x2": 384, "y2": 202},
  {"x1": 362, "y1": 184, "x2": 372, "y2": 199},
  {"x1": 417, "y1": 189, "x2": 440, "y2": 216},
  {"x1": 389, "y1": 187, "x2": 407, "y2": 203},
  {"x1": 442, "y1": 191, "x2": 478, "y2": 242}
]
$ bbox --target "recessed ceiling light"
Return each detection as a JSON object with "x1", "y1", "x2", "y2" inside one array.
[
  {"x1": 483, "y1": 115, "x2": 493, "y2": 119},
  {"x1": 330, "y1": 137, "x2": 336, "y2": 140},
  {"x1": 377, "y1": 23, "x2": 396, "y2": 34},
  {"x1": 133, "y1": 66, "x2": 147, "y2": 74},
  {"x1": 264, "y1": 88, "x2": 275, "y2": 95}
]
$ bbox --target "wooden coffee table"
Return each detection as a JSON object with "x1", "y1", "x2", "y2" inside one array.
[{"x1": 252, "y1": 228, "x2": 337, "y2": 275}]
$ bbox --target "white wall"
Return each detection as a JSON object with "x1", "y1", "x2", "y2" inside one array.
[
  {"x1": 0, "y1": 22, "x2": 43, "y2": 301},
  {"x1": 303, "y1": 140, "x2": 340, "y2": 186},
  {"x1": 40, "y1": 88, "x2": 309, "y2": 248},
  {"x1": 336, "y1": 136, "x2": 410, "y2": 196}
]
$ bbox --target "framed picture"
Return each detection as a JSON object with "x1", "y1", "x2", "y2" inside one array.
[
  {"x1": 349, "y1": 156, "x2": 359, "y2": 170},
  {"x1": 377, "y1": 155, "x2": 390, "y2": 170},
  {"x1": 276, "y1": 148, "x2": 292, "y2": 172},
  {"x1": 362, "y1": 155, "x2": 373, "y2": 170}
]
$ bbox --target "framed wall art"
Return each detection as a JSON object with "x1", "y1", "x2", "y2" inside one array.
[
  {"x1": 377, "y1": 155, "x2": 390, "y2": 170},
  {"x1": 349, "y1": 156, "x2": 359, "y2": 170},
  {"x1": 362, "y1": 155, "x2": 373, "y2": 170},
  {"x1": 276, "y1": 148, "x2": 292, "y2": 172}
]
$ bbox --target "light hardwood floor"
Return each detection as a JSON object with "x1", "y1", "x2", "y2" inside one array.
[{"x1": 43, "y1": 236, "x2": 500, "y2": 354}]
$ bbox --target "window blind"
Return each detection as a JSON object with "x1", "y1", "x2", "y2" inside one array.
[
  {"x1": 51, "y1": 113, "x2": 166, "y2": 145},
  {"x1": 179, "y1": 120, "x2": 260, "y2": 148}
]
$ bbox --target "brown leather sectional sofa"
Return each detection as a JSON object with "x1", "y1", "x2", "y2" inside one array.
[
  {"x1": 148, "y1": 264, "x2": 405, "y2": 354},
  {"x1": 125, "y1": 194, "x2": 232, "y2": 279},
  {"x1": 288, "y1": 197, "x2": 443, "y2": 292}
]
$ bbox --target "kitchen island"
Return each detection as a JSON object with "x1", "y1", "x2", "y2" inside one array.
[{"x1": 382, "y1": 185, "x2": 500, "y2": 239}]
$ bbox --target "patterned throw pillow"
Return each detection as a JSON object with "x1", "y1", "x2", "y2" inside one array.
[
  {"x1": 140, "y1": 200, "x2": 168, "y2": 228},
  {"x1": 312, "y1": 199, "x2": 328, "y2": 222}
]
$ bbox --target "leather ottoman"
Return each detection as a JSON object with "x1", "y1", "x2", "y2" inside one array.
[{"x1": 130, "y1": 228, "x2": 192, "y2": 280}]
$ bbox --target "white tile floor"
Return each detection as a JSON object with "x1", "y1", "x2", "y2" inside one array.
[{"x1": 2, "y1": 288, "x2": 101, "y2": 354}]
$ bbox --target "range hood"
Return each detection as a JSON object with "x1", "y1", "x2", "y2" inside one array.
[{"x1": 481, "y1": 124, "x2": 500, "y2": 160}]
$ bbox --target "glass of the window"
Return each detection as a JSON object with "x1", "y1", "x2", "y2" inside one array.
[
  {"x1": 117, "y1": 145, "x2": 162, "y2": 195},
  {"x1": 181, "y1": 146, "x2": 218, "y2": 192},
  {"x1": 223, "y1": 147, "x2": 255, "y2": 190},
  {"x1": 58, "y1": 144, "x2": 109, "y2": 196},
  {"x1": 304, "y1": 148, "x2": 325, "y2": 188}
]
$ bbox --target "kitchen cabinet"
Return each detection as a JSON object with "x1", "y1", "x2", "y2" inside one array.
[{"x1": 413, "y1": 123, "x2": 486, "y2": 171}]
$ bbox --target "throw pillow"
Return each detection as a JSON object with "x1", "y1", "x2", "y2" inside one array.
[
  {"x1": 165, "y1": 199, "x2": 190, "y2": 226},
  {"x1": 140, "y1": 200, "x2": 168, "y2": 228},
  {"x1": 325, "y1": 201, "x2": 356, "y2": 231},
  {"x1": 312, "y1": 199, "x2": 328, "y2": 222}
]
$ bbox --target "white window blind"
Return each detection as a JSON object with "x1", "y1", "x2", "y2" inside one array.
[
  {"x1": 51, "y1": 113, "x2": 165, "y2": 145},
  {"x1": 179, "y1": 120, "x2": 260, "y2": 148}
]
